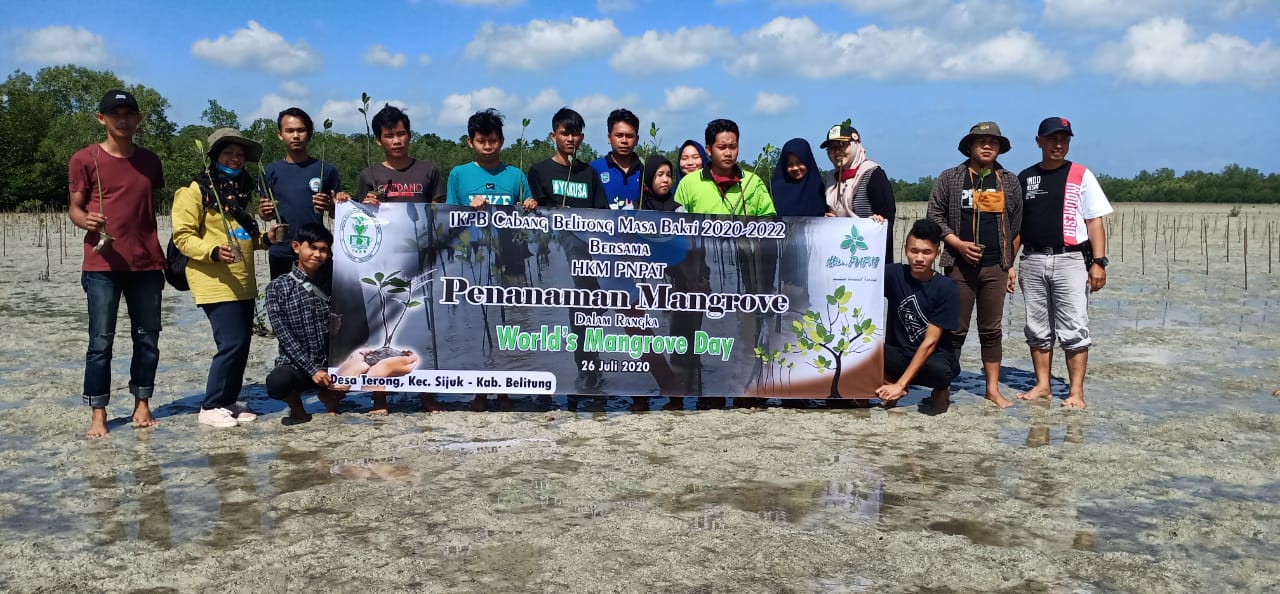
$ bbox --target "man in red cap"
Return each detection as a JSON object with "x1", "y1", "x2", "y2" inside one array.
[{"x1": 1015, "y1": 117, "x2": 1113, "y2": 410}]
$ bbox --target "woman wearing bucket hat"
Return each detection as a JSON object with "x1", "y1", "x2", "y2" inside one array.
[
  {"x1": 925, "y1": 121, "x2": 1023, "y2": 409},
  {"x1": 172, "y1": 127, "x2": 279, "y2": 428},
  {"x1": 820, "y1": 122, "x2": 896, "y2": 262}
]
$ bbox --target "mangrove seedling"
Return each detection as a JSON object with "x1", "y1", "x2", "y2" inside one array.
[
  {"x1": 90, "y1": 146, "x2": 115, "y2": 253},
  {"x1": 360, "y1": 270, "x2": 425, "y2": 365},
  {"x1": 317, "y1": 118, "x2": 334, "y2": 213},
  {"x1": 357, "y1": 92, "x2": 373, "y2": 170}
]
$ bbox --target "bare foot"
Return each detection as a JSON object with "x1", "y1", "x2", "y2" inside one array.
[
  {"x1": 87, "y1": 407, "x2": 110, "y2": 438},
  {"x1": 419, "y1": 394, "x2": 437, "y2": 413},
  {"x1": 1062, "y1": 393, "x2": 1087, "y2": 409},
  {"x1": 928, "y1": 388, "x2": 950, "y2": 412},
  {"x1": 317, "y1": 390, "x2": 342, "y2": 415},
  {"x1": 132, "y1": 399, "x2": 158, "y2": 429},
  {"x1": 371, "y1": 393, "x2": 389, "y2": 415},
  {"x1": 1016, "y1": 385, "x2": 1052, "y2": 401},
  {"x1": 985, "y1": 389, "x2": 1014, "y2": 409}
]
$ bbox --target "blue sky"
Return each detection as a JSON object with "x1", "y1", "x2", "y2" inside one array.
[{"x1": 2, "y1": 0, "x2": 1278, "y2": 180}]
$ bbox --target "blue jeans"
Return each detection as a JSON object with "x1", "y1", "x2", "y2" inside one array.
[
  {"x1": 200, "y1": 300, "x2": 255, "y2": 410},
  {"x1": 82, "y1": 271, "x2": 164, "y2": 408}
]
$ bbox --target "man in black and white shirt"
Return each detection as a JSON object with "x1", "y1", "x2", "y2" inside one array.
[{"x1": 1015, "y1": 117, "x2": 1113, "y2": 410}]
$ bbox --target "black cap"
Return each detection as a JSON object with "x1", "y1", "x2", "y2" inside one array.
[
  {"x1": 1037, "y1": 116, "x2": 1073, "y2": 137},
  {"x1": 98, "y1": 90, "x2": 139, "y2": 114},
  {"x1": 819, "y1": 123, "x2": 861, "y2": 149}
]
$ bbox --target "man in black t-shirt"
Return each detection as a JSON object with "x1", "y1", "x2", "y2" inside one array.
[
  {"x1": 877, "y1": 219, "x2": 961, "y2": 412},
  {"x1": 527, "y1": 108, "x2": 609, "y2": 391}
]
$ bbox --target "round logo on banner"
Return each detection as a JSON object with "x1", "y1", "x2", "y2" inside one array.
[
  {"x1": 338, "y1": 208, "x2": 382, "y2": 263},
  {"x1": 309, "y1": 177, "x2": 322, "y2": 192}
]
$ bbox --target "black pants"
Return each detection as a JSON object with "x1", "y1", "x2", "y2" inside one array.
[
  {"x1": 883, "y1": 345, "x2": 959, "y2": 390},
  {"x1": 266, "y1": 364, "x2": 318, "y2": 399}
]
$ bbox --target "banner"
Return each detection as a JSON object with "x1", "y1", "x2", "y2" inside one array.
[{"x1": 328, "y1": 202, "x2": 886, "y2": 399}]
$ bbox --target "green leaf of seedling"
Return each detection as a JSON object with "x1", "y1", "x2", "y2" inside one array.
[
  {"x1": 754, "y1": 346, "x2": 764, "y2": 356},
  {"x1": 406, "y1": 300, "x2": 423, "y2": 308},
  {"x1": 522, "y1": 117, "x2": 531, "y2": 128},
  {"x1": 838, "y1": 306, "x2": 848, "y2": 313},
  {"x1": 790, "y1": 320, "x2": 803, "y2": 334},
  {"x1": 841, "y1": 118, "x2": 852, "y2": 128},
  {"x1": 361, "y1": 277, "x2": 376, "y2": 285},
  {"x1": 853, "y1": 308, "x2": 862, "y2": 317},
  {"x1": 374, "y1": 271, "x2": 385, "y2": 282},
  {"x1": 387, "y1": 277, "x2": 411, "y2": 288},
  {"x1": 826, "y1": 295, "x2": 838, "y2": 305},
  {"x1": 361, "y1": 92, "x2": 370, "y2": 104},
  {"x1": 388, "y1": 287, "x2": 408, "y2": 294},
  {"x1": 833, "y1": 286, "x2": 846, "y2": 298},
  {"x1": 838, "y1": 291, "x2": 852, "y2": 305},
  {"x1": 862, "y1": 336, "x2": 872, "y2": 343},
  {"x1": 323, "y1": 119, "x2": 334, "y2": 130},
  {"x1": 194, "y1": 139, "x2": 204, "y2": 152}
]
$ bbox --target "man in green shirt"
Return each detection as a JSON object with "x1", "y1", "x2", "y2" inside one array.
[{"x1": 673, "y1": 119, "x2": 775, "y2": 216}]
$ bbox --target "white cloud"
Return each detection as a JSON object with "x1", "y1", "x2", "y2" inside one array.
[
  {"x1": 249, "y1": 93, "x2": 302, "y2": 123},
  {"x1": 364, "y1": 44, "x2": 407, "y2": 69},
  {"x1": 318, "y1": 98, "x2": 433, "y2": 133},
  {"x1": 279, "y1": 80, "x2": 309, "y2": 97},
  {"x1": 1093, "y1": 17, "x2": 1280, "y2": 85},
  {"x1": 753, "y1": 92, "x2": 797, "y2": 115},
  {"x1": 525, "y1": 88, "x2": 565, "y2": 113},
  {"x1": 730, "y1": 16, "x2": 1068, "y2": 81},
  {"x1": 191, "y1": 21, "x2": 321, "y2": 74},
  {"x1": 465, "y1": 17, "x2": 619, "y2": 70},
  {"x1": 610, "y1": 26, "x2": 738, "y2": 73},
  {"x1": 418, "y1": 54, "x2": 432, "y2": 66},
  {"x1": 663, "y1": 86, "x2": 708, "y2": 112},
  {"x1": 438, "y1": 87, "x2": 521, "y2": 126},
  {"x1": 15, "y1": 26, "x2": 109, "y2": 67},
  {"x1": 569, "y1": 93, "x2": 640, "y2": 128},
  {"x1": 1041, "y1": 0, "x2": 1273, "y2": 28}
]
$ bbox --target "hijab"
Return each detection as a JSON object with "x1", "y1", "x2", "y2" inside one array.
[
  {"x1": 770, "y1": 138, "x2": 826, "y2": 217},
  {"x1": 827, "y1": 137, "x2": 882, "y2": 217},
  {"x1": 674, "y1": 139, "x2": 709, "y2": 186},
  {"x1": 641, "y1": 153, "x2": 679, "y2": 211}
]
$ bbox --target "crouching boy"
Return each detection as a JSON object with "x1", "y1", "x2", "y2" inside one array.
[
  {"x1": 876, "y1": 219, "x2": 961, "y2": 412},
  {"x1": 265, "y1": 223, "x2": 348, "y2": 423}
]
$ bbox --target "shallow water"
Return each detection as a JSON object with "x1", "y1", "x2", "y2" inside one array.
[{"x1": 2, "y1": 209, "x2": 1280, "y2": 593}]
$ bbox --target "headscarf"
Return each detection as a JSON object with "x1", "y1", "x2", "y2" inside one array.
[
  {"x1": 827, "y1": 136, "x2": 882, "y2": 217},
  {"x1": 770, "y1": 138, "x2": 826, "y2": 217},
  {"x1": 674, "y1": 139, "x2": 709, "y2": 186},
  {"x1": 641, "y1": 153, "x2": 679, "y2": 211}
]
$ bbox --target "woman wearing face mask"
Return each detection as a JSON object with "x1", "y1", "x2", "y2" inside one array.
[
  {"x1": 821, "y1": 122, "x2": 896, "y2": 262},
  {"x1": 172, "y1": 128, "x2": 277, "y2": 428}
]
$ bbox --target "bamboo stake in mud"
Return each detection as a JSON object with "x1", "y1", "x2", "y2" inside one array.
[
  {"x1": 1268, "y1": 221, "x2": 1273, "y2": 275},
  {"x1": 1141, "y1": 232, "x2": 1146, "y2": 276},
  {"x1": 1225, "y1": 217, "x2": 1230, "y2": 263},
  {"x1": 1244, "y1": 219, "x2": 1249, "y2": 291},
  {"x1": 1119, "y1": 212, "x2": 1124, "y2": 261},
  {"x1": 1203, "y1": 218, "x2": 1209, "y2": 275},
  {"x1": 1165, "y1": 236, "x2": 1171, "y2": 290}
]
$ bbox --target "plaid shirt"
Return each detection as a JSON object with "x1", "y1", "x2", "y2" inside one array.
[
  {"x1": 926, "y1": 161, "x2": 1023, "y2": 269},
  {"x1": 265, "y1": 264, "x2": 331, "y2": 375}
]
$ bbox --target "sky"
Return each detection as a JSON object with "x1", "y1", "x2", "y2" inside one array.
[{"x1": 2, "y1": 0, "x2": 1278, "y2": 180}]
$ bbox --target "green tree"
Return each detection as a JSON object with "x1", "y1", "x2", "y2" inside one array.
[{"x1": 201, "y1": 99, "x2": 239, "y2": 129}]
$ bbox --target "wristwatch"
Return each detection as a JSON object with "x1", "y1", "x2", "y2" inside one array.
[{"x1": 1093, "y1": 256, "x2": 1109, "y2": 269}]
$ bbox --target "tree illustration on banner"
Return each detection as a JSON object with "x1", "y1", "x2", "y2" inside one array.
[
  {"x1": 755, "y1": 284, "x2": 878, "y2": 398},
  {"x1": 361, "y1": 270, "x2": 424, "y2": 365}
]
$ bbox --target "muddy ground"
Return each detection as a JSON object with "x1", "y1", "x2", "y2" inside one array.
[{"x1": 0, "y1": 204, "x2": 1277, "y2": 593}]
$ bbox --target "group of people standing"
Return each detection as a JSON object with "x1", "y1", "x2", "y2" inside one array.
[{"x1": 67, "y1": 88, "x2": 1110, "y2": 437}]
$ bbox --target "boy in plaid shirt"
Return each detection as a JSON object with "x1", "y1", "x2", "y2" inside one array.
[{"x1": 265, "y1": 223, "x2": 349, "y2": 423}]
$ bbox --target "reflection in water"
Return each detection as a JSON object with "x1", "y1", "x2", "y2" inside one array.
[
  {"x1": 203, "y1": 451, "x2": 264, "y2": 550},
  {"x1": 87, "y1": 460, "x2": 172, "y2": 547}
]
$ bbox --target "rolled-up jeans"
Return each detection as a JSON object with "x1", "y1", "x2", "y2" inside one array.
[{"x1": 81, "y1": 270, "x2": 164, "y2": 407}]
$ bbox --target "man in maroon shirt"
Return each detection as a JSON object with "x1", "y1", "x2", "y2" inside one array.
[{"x1": 67, "y1": 90, "x2": 166, "y2": 438}]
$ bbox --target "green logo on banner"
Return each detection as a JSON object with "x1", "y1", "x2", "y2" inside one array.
[
  {"x1": 340, "y1": 209, "x2": 382, "y2": 263},
  {"x1": 840, "y1": 225, "x2": 869, "y2": 256}
]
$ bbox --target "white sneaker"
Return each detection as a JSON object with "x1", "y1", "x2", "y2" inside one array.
[
  {"x1": 198, "y1": 408, "x2": 238, "y2": 428},
  {"x1": 225, "y1": 404, "x2": 257, "y2": 422}
]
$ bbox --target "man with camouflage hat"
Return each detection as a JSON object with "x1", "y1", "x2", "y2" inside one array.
[{"x1": 925, "y1": 121, "x2": 1023, "y2": 409}]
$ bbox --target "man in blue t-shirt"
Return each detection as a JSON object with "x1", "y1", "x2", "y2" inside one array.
[
  {"x1": 589, "y1": 108, "x2": 642, "y2": 210},
  {"x1": 258, "y1": 107, "x2": 347, "y2": 280},
  {"x1": 877, "y1": 219, "x2": 961, "y2": 412},
  {"x1": 447, "y1": 108, "x2": 533, "y2": 210}
]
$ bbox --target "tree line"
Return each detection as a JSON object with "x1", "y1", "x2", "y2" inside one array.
[{"x1": 2, "y1": 66, "x2": 1277, "y2": 211}]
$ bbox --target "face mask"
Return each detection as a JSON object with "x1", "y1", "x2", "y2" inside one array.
[{"x1": 215, "y1": 162, "x2": 241, "y2": 176}]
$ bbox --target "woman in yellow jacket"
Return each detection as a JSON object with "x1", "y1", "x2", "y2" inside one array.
[{"x1": 172, "y1": 128, "x2": 277, "y2": 428}]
